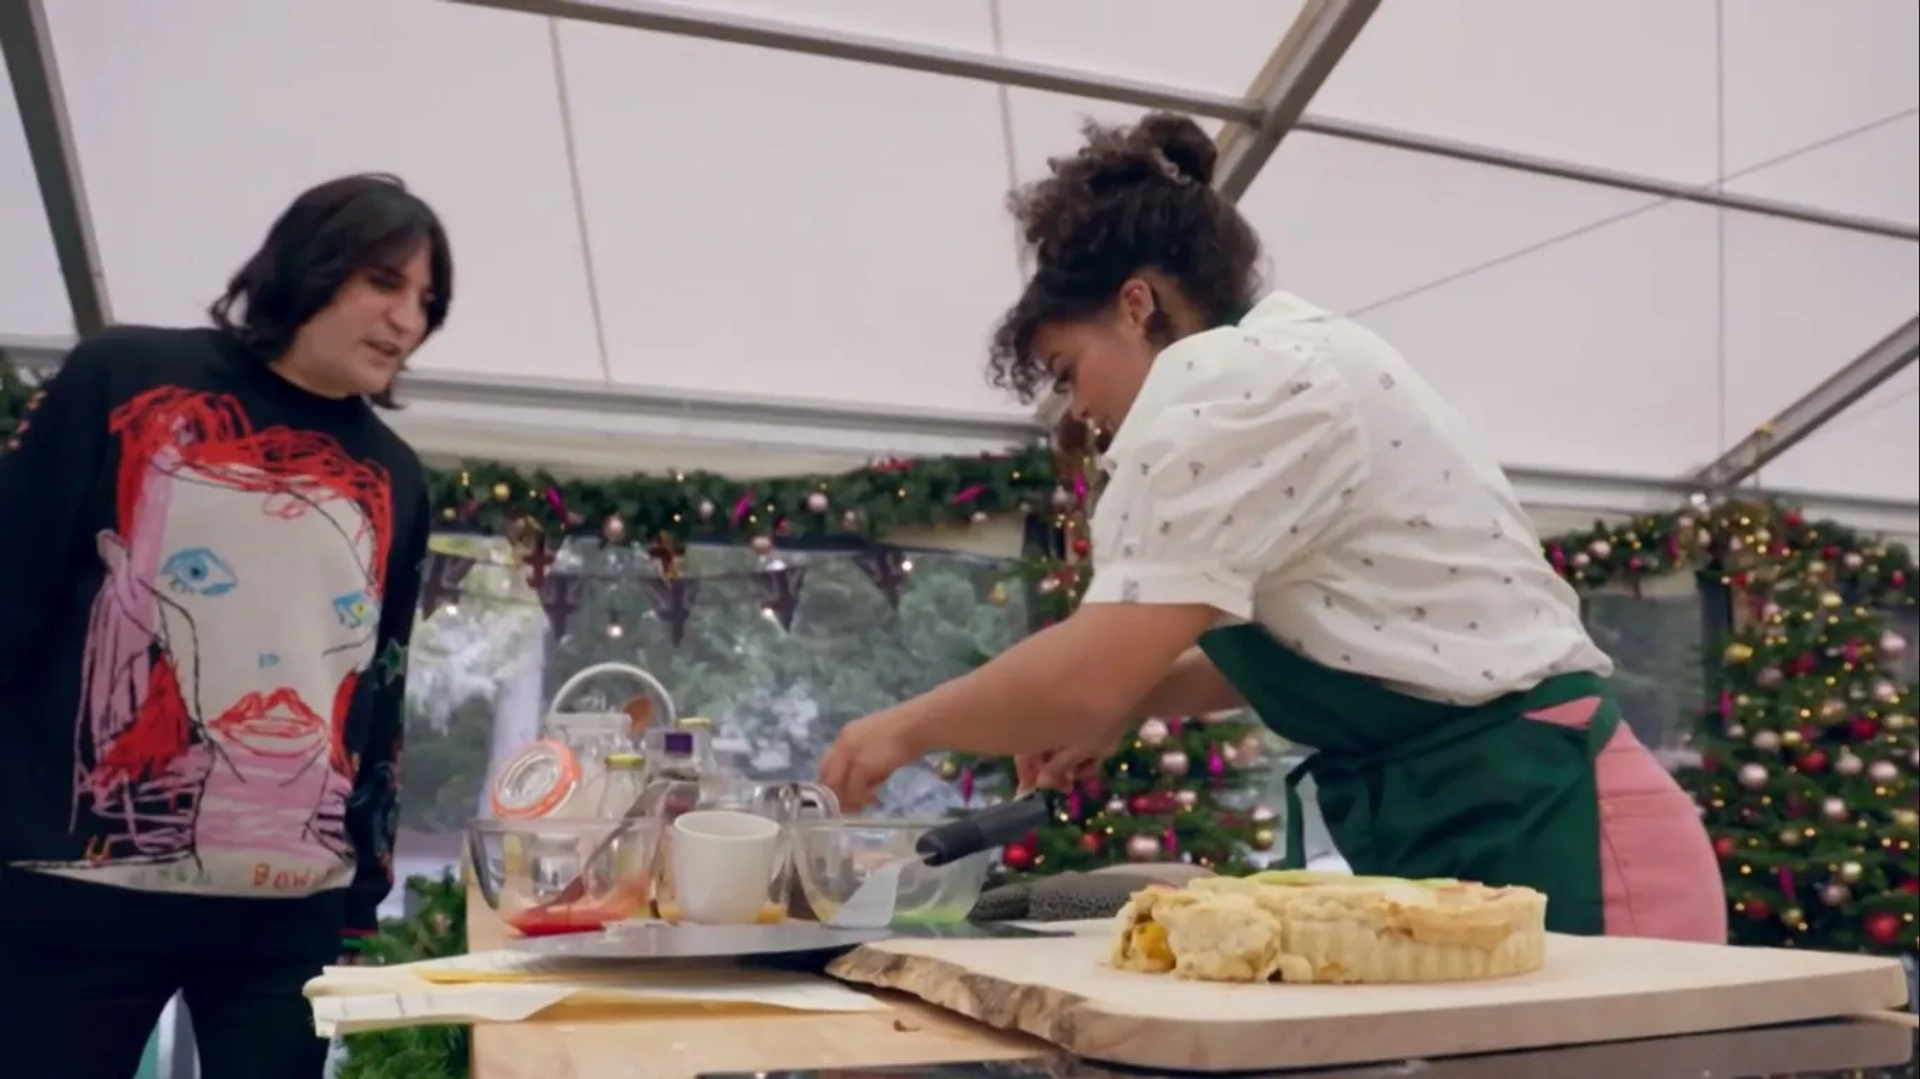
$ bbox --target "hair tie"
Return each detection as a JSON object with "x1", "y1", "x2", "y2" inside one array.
[{"x1": 1151, "y1": 149, "x2": 1192, "y2": 185}]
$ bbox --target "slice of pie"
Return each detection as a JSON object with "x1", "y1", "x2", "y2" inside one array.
[{"x1": 1110, "y1": 870, "x2": 1548, "y2": 984}]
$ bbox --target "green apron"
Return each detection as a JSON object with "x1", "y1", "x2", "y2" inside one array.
[{"x1": 1198, "y1": 624, "x2": 1618, "y2": 936}]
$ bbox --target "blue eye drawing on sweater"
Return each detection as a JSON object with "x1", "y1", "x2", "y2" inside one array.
[
  {"x1": 333, "y1": 590, "x2": 378, "y2": 630},
  {"x1": 159, "y1": 547, "x2": 238, "y2": 597}
]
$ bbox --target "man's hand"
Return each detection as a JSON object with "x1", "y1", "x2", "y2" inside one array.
[{"x1": 818, "y1": 710, "x2": 926, "y2": 811}]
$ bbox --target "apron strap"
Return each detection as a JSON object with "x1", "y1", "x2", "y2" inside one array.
[{"x1": 1282, "y1": 757, "x2": 1311, "y2": 870}]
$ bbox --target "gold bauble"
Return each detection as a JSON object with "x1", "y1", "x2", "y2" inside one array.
[
  {"x1": 986, "y1": 583, "x2": 1010, "y2": 607},
  {"x1": 1819, "y1": 591, "x2": 1843, "y2": 610},
  {"x1": 1891, "y1": 809, "x2": 1919, "y2": 831},
  {"x1": 1724, "y1": 642, "x2": 1755, "y2": 663},
  {"x1": 491, "y1": 481, "x2": 512, "y2": 501},
  {"x1": 1250, "y1": 828, "x2": 1277, "y2": 851},
  {"x1": 1806, "y1": 560, "x2": 1828, "y2": 578},
  {"x1": 1839, "y1": 860, "x2": 1863, "y2": 883},
  {"x1": 1884, "y1": 713, "x2": 1912, "y2": 731},
  {"x1": 935, "y1": 758, "x2": 961, "y2": 780},
  {"x1": 1780, "y1": 729, "x2": 1803, "y2": 747},
  {"x1": 1817, "y1": 698, "x2": 1847, "y2": 721}
]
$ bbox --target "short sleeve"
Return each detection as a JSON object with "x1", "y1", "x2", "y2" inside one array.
[{"x1": 1082, "y1": 327, "x2": 1367, "y2": 619}]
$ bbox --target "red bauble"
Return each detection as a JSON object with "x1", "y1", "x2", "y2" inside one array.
[
  {"x1": 1129, "y1": 794, "x2": 1156, "y2": 814},
  {"x1": 1849, "y1": 718, "x2": 1878, "y2": 740},
  {"x1": 1070, "y1": 536, "x2": 1091, "y2": 557},
  {"x1": 1079, "y1": 832, "x2": 1102, "y2": 854},
  {"x1": 1744, "y1": 898, "x2": 1773, "y2": 921},
  {"x1": 1712, "y1": 836, "x2": 1738, "y2": 860},
  {"x1": 1002, "y1": 843, "x2": 1034, "y2": 871},
  {"x1": 1901, "y1": 879, "x2": 1920, "y2": 895},
  {"x1": 1862, "y1": 912, "x2": 1901, "y2": 947},
  {"x1": 1783, "y1": 511, "x2": 1804, "y2": 528},
  {"x1": 1799, "y1": 750, "x2": 1829, "y2": 773}
]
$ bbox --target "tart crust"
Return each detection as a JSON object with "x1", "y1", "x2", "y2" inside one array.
[{"x1": 1110, "y1": 870, "x2": 1548, "y2": 984}]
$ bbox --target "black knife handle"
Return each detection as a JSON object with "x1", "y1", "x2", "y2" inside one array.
[{"x1": 915, "y1": 796, "x2": 1051, "y2": 867}]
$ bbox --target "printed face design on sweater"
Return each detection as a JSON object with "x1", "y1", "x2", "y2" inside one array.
[
  {"x1": 134, "y1": 477, "x2": 375, "y2": 764},
  {"x1": 66, "y1": 386, "x2": 393, "y2": 887}
]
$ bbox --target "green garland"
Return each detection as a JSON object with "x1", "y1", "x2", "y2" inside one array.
[
  {"x1": 0, "y1": 359, "x2": 33, "y2": 444},
  {"x1": 426, "y1": 448, "x2": 1056, "y2": 547},
  {"x1": 336, "y1": 873, "x2": 470, "y2": 1079}
]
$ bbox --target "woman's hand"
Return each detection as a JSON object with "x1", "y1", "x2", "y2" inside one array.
[
  {"x1": 1015, "y1": 727, "x2": 1122, "y2": 794},
  {"x1": 818, "y1": 710, "x2": 927, "y2": 811}
]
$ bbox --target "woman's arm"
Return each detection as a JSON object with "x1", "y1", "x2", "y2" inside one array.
[
  {"x1": 895, "y1": 601, "x2": 1222, "y2": 759},
  {"x1": 1021, "y1": 648, "x2": 1242, "y2": 791},
  {"x1": 1131, "y1": 646, "x2": 1245, "y2": 719}
]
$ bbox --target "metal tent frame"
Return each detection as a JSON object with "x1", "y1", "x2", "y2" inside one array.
[{"x1": 5, "y1": 0, "x2": 1916, "y2": 506}]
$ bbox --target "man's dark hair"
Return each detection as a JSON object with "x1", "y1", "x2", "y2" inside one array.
[
  {"x1": 209, "y1": 173, "x2": 453, "y2": 410},
  {"x1": 988, "y1": 113, "x2": 1262, "y2": 403}
]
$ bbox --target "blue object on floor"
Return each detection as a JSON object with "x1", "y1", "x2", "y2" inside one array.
[{"x1": 136, "y1": 1025, "x2": 161, "y2": 1079}]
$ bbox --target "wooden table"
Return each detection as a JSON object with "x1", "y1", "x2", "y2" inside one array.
[{"x1": 465, "y1": 887, "x2": 1051, "y2": 1079}]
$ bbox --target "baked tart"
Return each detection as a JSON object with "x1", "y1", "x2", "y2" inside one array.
[{"x1": 1110, "y1": 870, "x2": 1547, "y2": 984}]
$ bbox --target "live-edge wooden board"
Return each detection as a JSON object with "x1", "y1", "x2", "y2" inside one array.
[{"x1": 825, "y1": 930, "x2": 1912, "y2": 1073}]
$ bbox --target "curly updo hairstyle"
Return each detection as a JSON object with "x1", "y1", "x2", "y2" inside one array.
[{"x1": 987, "y1": 112, "x2": 1263, "y2": 403}]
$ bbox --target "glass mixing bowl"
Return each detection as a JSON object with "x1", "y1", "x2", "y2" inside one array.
[
  {"x1": 466, "y1": 816, "x2": 663, "y2": 936},
  {"x1": 789, "y1": 819, "x2": 991, "y2": 926}
]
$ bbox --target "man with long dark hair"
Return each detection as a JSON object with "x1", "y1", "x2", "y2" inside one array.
[{"x1": 0, "y1": 174, "x2": 449, "y2": 1078}]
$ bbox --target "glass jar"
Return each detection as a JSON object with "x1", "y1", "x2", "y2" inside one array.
[
  {"x1": 594, "y1": 751, "x2": 651, "y2": 821},
  {"x1": 489, "y1": 713, "x2": 637, "y2": 822},
  {"x1": 488, "y1": 739, "x2": 585, "y2": 820},
  {"x1": 547, "y1": 711, "x2": 633, "y2": 775}
]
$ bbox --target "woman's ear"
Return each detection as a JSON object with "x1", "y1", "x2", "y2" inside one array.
[{"x1": 1116, "y1": 277, "x2": 1158, "y2": 335}]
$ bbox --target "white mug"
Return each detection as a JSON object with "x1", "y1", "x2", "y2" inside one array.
[{"x1": 668, "y1": 809, "x2": 785, "y2": 924}]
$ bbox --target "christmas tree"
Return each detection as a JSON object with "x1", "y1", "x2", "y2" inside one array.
[
  {"x1": 937, "y1": 708, "x2": 1277, "y2": 879},
  {"x1": 1679, "y1": 510, "x2": 1919, "y2": 955},
  {"x1": 937, "y1": 419, "x2": 1276, "y2": 879}
]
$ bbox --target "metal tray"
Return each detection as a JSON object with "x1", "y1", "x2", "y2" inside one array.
[
  {"x1": 509, "y1": 919, "x2": 1070, "y2": 961},
  {"x1": 511, "y1": 920, "x2": 888, "y2": 960}
]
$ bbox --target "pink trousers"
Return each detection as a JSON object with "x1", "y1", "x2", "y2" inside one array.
[{"x1": 1531, "y1": 697, "x2": 1728, "y2": 943}]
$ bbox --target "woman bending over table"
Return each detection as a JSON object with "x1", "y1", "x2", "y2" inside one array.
[{"x1": 818, "y1": 111, "x2": 1726, "y2": 944}]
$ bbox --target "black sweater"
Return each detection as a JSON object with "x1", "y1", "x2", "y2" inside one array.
[{"x1": 0, "y1": 326, "x2": 429, "y2": 961}]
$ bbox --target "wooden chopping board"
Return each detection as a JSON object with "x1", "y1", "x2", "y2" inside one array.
[{"x1": 826, "y1": 928, "x2": 1912, "y2": 1072}]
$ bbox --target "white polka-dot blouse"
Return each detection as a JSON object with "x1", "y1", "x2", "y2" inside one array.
[{"x1": 1083, "y1": 291, "x2": 1613, "y2": 707}]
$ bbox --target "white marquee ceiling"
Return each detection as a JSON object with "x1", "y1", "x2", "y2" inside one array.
[{"x1": 1, "y1": 0, "x2": 1914, "y2": 512}]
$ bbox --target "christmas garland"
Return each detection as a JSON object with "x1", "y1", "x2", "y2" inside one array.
[
  {"x1": 336, "y1": 873, "x2": 470, "y2": 1079},
  {"x1": 0, "y1": 359, "x2": 32, "y2": 445},
  {"x1": 424, "y1": 448, "x2": 1056, "y2": 549}
]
